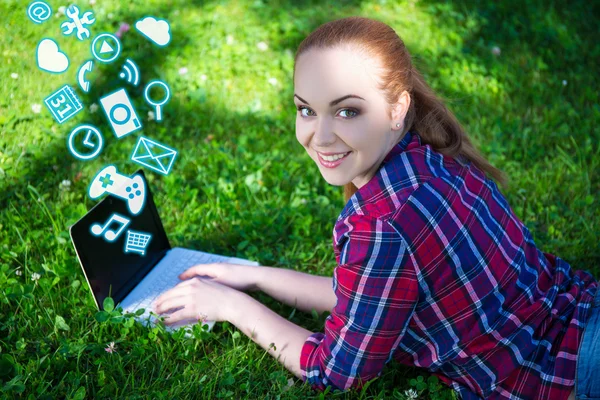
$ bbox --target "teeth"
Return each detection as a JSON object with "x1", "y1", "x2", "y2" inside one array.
[{"x1": 321, "y1": 152, "x2": 349, "y2": 162}]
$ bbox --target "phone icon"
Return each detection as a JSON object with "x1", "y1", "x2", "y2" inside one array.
[{"x1": 77, "y1": 60, "x2": 94, "y2": 93}]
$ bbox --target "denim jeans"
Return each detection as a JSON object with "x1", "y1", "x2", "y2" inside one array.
[{"x1": 575, "y1": 288, "x2": 600, "y2": 399}]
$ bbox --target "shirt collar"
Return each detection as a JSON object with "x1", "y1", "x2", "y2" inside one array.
[
  {"x1": 382, "y1": 130, "x2": 419, "y2": 165},
  {"x1": 338, "y1": 130, "x2": 421, "y2": 220}
]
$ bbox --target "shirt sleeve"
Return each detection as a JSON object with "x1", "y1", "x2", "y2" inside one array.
[{"x1": 299, "y1": 213, "x2": 419, "y2": 392}]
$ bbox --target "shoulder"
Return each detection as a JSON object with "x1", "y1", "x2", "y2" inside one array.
[
  {"x1": 338, "y1": 136, "x2": 467, "y2": 221},
  {"x1": 337, "y1": 164, "x2": 493, "y2": 254},
  {"x1": 385, "y1": 163, "x2": 504, "y2": 261}
]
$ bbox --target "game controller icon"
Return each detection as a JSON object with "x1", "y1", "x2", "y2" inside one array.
[{"x1": 89, "y1": 165, "x2": 146, "y2": 215}]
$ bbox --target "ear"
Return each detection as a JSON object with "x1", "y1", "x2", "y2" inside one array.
[{"x1": 391, "y1": 90, "x2": 411, "y2": 130}]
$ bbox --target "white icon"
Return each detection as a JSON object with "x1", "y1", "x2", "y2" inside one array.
[
  {"x1": 124, "y1": 230, "x2": 152, "y2": 256},
  {"x1": 135, "y1": 16, "x2": 171, "y2": 47},
  {"x1": 100, "y1": 41, "x2": 113, "y2": 53},
  {"x1": 36, "y1": 38, "x2": 69, "y2": 74},
  {"x1": 27, "y1": 1, "x2": 52, "y2": 24},
  {"x1": 91, "y1": 213, "x2": 131, "y2": 242},
  {"x1": 89, "y1": 165, "x2": 147, "y2": 215},
  {"x1": 68, "y1": 124, "x2": 104, "y2": 160},
  {"x1": 61, "y1": 5, "x2": 95, "y2": 41},
  {"x1": 91, "y1": 33, "x2": 121, "y2": 63},
  {"x1": 119, "y1": 58, "x2": 140, "y2": 86},
  {"x1": 131, "y1": 136, "x2": 177, "y2": 175},
  {"x1": 99, "y1": 88, "x2": 141, "y2": 138},
  {"x1": 143, "y1": 80, "x2": 170, "y2": 121},
  {"x1": 77, "y1": 60, "x2": 94, "y2": 92},
  {"x1": 44, "y1": 85, "x2": 82, "y2": 124}
]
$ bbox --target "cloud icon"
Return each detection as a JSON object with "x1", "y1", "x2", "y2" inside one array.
[
  {"x1": 36, "y1": 38, "x2": 69, "y2": 74},
  {"x1": 135, "y1": 16, "x2": 171, "y2": 47}
]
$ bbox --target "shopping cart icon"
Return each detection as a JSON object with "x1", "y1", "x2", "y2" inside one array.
[{"x1": 124, "y1": 230, "x2": 152, "y2": 256}]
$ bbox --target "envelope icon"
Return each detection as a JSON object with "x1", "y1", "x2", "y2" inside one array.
[{"x1": 130, "y1": 136, "x2": 178, "y2": 175}]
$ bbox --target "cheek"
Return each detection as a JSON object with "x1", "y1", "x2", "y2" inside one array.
[
  {"x1": 347, "y1": 121, "x2": 387, "y2": 151},
  {"x1": 295, "y1": 126, "x2": 310, "y2": 147},
  {"x1": 338, "y1": 130, "x2": 367, "y2": 151}
]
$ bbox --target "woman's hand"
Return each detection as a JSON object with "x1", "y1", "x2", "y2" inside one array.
[
  {"x1": 152, "y1": 276, "x2": 243, "y2": 325},
  {"x1": 177, "y1": 262, "x2": 262, "y2": 292}
]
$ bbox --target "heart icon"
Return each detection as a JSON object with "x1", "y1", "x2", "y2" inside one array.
[{"x1": 36, "y1": 38, "x2": 69, "y2": 73}]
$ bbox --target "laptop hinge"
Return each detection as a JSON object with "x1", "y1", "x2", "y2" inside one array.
[{"x1": 113, "y1": 248, "x2": 170, "y2": 308}]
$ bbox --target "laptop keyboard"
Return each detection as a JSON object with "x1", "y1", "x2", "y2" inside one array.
[{"x1": 122, "y1": 248, "x2": 232, "y2": 333}]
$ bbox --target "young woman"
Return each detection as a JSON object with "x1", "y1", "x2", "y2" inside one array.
[{"x1": 152, "y1": 16, "x2": 598, "y2": 399}]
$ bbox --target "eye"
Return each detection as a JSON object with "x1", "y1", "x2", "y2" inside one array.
[
  {"x1": 296, "y1": 106, "x2": 359, "y2": 119},
  {"x1": 339, "y1": 109, "x2": 359, "y2": 118},
  {"x1": 296, "y1": 105, "x2": 315, "y2": 118}
]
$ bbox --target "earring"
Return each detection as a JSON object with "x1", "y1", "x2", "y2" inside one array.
[{"x1": 396, "y1": 123, "x2": 400, "y2": 127}]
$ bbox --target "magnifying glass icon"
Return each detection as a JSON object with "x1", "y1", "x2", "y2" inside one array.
[{"x1": 144, "y1": 80, "x2": 171, "y2": 122}]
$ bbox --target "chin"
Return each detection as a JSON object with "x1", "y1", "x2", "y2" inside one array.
[{"x1": 320, "y1": 171, "x2": 352, "y2": 187}]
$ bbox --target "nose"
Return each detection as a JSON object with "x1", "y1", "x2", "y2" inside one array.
[{"x1": 312, "y1": 118, "x2": 337, "y2": 147}]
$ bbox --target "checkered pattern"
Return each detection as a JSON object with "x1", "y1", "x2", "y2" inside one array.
[{"x1": 299, "y1": 130, "x2": 598, "y2": 399}]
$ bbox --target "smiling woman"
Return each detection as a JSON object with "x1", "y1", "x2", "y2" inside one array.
[{"x1": 266, "y1": 15, "x2": 596, "y2": 399}]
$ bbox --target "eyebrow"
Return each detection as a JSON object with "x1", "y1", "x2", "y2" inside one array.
[{"x1": 294, "y1": 94, "x2": 365, "y2": 107}]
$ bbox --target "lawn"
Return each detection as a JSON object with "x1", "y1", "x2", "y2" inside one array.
[{"x1": 0, "y1": 0, "x2": 598, "y2": 398}]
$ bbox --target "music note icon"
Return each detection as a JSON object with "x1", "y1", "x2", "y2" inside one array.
[{"x1": 90, "y1": 213, "x2": 131, "y2": 242}]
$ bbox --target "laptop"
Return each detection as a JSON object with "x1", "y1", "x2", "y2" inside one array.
[{"x1": 69, "y1": 169, "x2": 260, "y2": 337}]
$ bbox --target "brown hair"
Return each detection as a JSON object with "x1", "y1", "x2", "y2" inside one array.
[{"x1": 293, "y1": 16, "x2": 509, "y2": 203}]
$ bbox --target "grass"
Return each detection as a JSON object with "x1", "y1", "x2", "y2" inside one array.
[{"x1": 1, "y1": 0, "x2": 599, "y2": 398}]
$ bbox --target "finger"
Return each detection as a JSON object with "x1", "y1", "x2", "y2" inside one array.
[
  {"x1": 179, "y1": 263, "x2": 217, "y2": 279},
  {"x1": 154, "y1": 279, "x2": 197, "y2": 305},
  {"x1": 173, "y1": 277, "x2": 198, "y2": 287},
  {"x1": 162, "y1": 308, "x2": 195, "y2": 326},
  {"x1": 153, "y1": 295, "x2": 187, "y2": 314},
  {"x1": 164, "y1": 307, "x2": 209, "y2": 325}
]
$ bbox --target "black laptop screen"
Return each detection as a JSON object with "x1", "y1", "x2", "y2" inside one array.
[{"x1": 69, "y1": 170, "x2": 171, "y2": 310}]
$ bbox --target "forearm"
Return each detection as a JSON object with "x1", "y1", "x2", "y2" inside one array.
[
  {"x1": 256, "y1": 266, "x2": 336, "y2": 315},
  {"x1": 228, "y1": 291, "x2": 313, "y2": 380}
]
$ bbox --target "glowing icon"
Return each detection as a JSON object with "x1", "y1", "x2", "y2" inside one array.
[
  {"x1": 44, "y1": 84, "x2": 82, "y2": 124},
  {"x1": 135, "y1": 16, "x2": 171, "y2": 47},
  {"x1": 68, "y1": 124, "x2": 103, "y2": 160},
  {"x1": 89, "y1": 165, "x2": 147, "y2": 215},
  {"x1": 77, "y1": 60, "x2": 94, "y2": 92},
  {"x1": 143, "y1": 80, "x2": 170, "y2": 122},
  {"x1": 27, "y1": 1, "x2": 52, "y2": 24},
  {"x1": 131, "y1": 136, "x2": 178, "y2": 175},
  {"x1": 60, "y1": 5, "x2": 95, "y2": 41},
  {"x1": 99, "y1": 88, "x2": 141, "y2": 139},
  {"x1": 91, "y1": 33, "x2": 121, "y2": 64},
  {"x1": 91, "y1": 213, "x2": 131, "y2": 242},
  {"x1": 36, "y1": 38, "x2": 69, "y2": 74},
  {"x1": 119, "y1": 58, "x2": 140, "y2": 86},
  {"x1": 124, "y1": 230, "x2": 152, "y2": 256}
]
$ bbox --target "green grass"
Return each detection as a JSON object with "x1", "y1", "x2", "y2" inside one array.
[{"x1": 1, "y1": 0, "x2": 599, "y2": 398}]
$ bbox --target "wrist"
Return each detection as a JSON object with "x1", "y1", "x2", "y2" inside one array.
[
  {"x1": 253, "y1": 265, "x2": 269, "y2": 292},
  {"x1": 226, "y1": 289, "x2": 253, "y2": 323}
]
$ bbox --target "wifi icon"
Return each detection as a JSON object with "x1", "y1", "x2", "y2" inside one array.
[{"x1": 119, "y1": 58, "x2": 140, "y2": 86}]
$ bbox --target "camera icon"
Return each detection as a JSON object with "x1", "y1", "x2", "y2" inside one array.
[{"x1": 99, "y1": 88, "x2": 142, "y2": 139}]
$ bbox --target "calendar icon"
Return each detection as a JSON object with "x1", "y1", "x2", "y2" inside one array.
[{"x1": 44, "y1": 84, "x2": 83, "y2": 124}]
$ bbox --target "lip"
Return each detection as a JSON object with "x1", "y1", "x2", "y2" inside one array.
[
  {"x1": 316, "y1": 150, "x2": 352, "y2": 156},
  {"x1": 317, "y1": 150, "x2": 351, "y2": 168}
]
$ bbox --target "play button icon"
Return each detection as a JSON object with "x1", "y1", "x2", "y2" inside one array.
[
  {"x1": 99, "y1": 41, "x2": 114, "y2": 54},
  {"x1": 91, "y1": 33, "x2": 121, "y2": 64}
]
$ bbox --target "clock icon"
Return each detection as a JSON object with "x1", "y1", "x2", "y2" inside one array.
[{"x1": 68, "y1": 124, "x2": 104, "y2": 160}]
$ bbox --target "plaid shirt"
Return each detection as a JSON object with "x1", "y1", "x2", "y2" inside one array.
[{"x1": 299, "y1": 130, "x2": 598, "y2": 399}]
